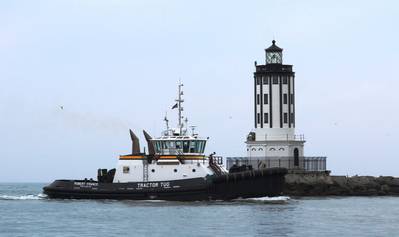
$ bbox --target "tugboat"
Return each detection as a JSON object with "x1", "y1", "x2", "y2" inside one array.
[{"x1": 43, "y1": 83, "x2": 287, "y2": 201}]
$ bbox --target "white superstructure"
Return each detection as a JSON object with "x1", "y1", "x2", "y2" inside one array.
[{"x1": 113, "y1": 83, "x2": 226, "y2": 183}]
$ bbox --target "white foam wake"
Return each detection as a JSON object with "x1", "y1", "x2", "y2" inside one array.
[
  {"x1": 0, "y1": 193, "x2": 47, "y2": 200},
  {"x1": 246, "y1": 196, "x2": 290, "y2": 202},
  {"x1": 234, "y1": 196, "x2": 291, "y2": 204}
]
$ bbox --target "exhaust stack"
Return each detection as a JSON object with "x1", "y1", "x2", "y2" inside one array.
[
  {"x1": 129, "y1": 129, "x2": 141, "y2": 154},
  {"x1": 143, "y1": 130, "x2": 155, "y2": 155}
]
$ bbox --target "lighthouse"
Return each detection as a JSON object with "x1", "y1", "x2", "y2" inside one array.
[
  {"x1": 246, "y1": 40, "x2": 306, "y2": 169},
  {"x1": 226, "y1": 40, "x2": 326, "y2": 171}
]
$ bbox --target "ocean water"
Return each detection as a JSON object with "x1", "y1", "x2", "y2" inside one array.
[{"x1": 0, "y1": 183, "x2": 399, "y2": 237}]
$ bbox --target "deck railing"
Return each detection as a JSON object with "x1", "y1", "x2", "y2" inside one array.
[
  {"x1": 247, "y1": 134, "x2": 306, "y2": 142},
  {"x1": 262, "y1": 134, "x2": 305, "y2": 141},
  {"x1": 226, "y1": 157, "x2": 327, "y2": 172}
]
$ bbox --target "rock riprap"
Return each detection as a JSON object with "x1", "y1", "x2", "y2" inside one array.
[{"x1": 283, "y1": 171, "x2": 399, "y2": 196}]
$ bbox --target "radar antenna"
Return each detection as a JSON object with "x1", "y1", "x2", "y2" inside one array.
[{"x1": 164, "y1": 112, "x2": 169, "y2": 131}]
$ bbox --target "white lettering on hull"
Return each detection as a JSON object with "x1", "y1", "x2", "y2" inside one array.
[
  {"x1": 74, "y1": 182, "x2": 98, "y2": 187},
  {"x1": 137, "y1": 182, "x2": 171, "y2": 189},
  {"x1": 72, "y1": 181, "x2": 175, "y2": 191}
]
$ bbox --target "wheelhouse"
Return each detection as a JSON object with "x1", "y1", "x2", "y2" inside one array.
[{"x1": 153, "y1": 136, "x2": 207, "y2": 155}]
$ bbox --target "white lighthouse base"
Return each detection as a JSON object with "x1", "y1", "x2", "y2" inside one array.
[
  {"x1": 245, "y1": 136, "x2": 305, "y2": 169},
  {"x1": 246, "y1": 140, "x2": 305, "y2": 157}
]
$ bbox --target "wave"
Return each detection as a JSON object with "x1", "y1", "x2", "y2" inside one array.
[{"x1": 0, "y1": 193, "x2": 47, "y2": 200}]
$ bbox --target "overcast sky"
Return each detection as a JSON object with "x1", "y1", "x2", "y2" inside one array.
[{"x1": 1, "y1": 0, "x2": 398, "y2": 182}]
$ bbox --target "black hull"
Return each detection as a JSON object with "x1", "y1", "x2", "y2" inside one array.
[{"x1": 43, "y1": 168, "x2": 287, "y2": 201}]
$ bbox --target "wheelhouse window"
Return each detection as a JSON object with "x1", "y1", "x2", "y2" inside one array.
[
  {"x1": 189, "y1": 140, "x2": 206, "y2": 153},
  {"x1": 155, "y1": 141, "x2": 162, "y2": 153},
  {"x1": 183, "y1": 141, "x2": 190, "y2": 153},
  {"x1": 189, "y1": 141, "x2": 196, "y2": 153},
  {"x1": 154, "y1": 140, "x2": 206, "y2": 154}
]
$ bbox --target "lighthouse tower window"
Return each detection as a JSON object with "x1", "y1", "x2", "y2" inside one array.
[
  {"x1": 257, "y1": 94, "x2": 260, "y2": 105},
  {"x1": 284, "y1": 113, "x2": 288, "y2": 124},
  {"x1": 283, "y1": 94, "x2": 288, "y2": 104},
  {"x1": 257, "y1": 113, "x2": 260, "y2": 124},
  {"x1": 283, "y1": 77, "x2": 288, "y2": 84},
  {"x1": 263, "y1": 77, "x2": 268, "y2": 85},
  {"x1": 264, "y1": 94, "x2": 268, "y2": 104},
  {"x1": 273, "y1": 76, "x2": 279, "y2": 84},
  {"x1": 264, "y1": 113, "x2": 269, "y2": 123}
]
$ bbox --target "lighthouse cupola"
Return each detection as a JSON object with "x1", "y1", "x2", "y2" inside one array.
[{"x1": 265, "y1": 40, "x2": 283, "y2": 64}]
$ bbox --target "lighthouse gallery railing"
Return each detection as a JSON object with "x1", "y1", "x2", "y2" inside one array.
[{"x1": 226, "y1": 157, "x2": 327, "y2": 172}]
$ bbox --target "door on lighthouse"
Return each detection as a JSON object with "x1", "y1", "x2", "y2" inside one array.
[{"x1": 294, "y1": 148, "x2": 299, "y2": 167}]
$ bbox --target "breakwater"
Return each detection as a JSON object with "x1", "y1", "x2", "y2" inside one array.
[{"x1": 284, "y1": 170, "x2": 399, "y2": 196}]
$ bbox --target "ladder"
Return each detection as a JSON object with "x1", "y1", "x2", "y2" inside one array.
[
  {"x1": 143, "y1": 160, "x2": 149, "y2": 182},
  {"x1": 209, "y1": 156, "x2": 225, "y2": 176}
]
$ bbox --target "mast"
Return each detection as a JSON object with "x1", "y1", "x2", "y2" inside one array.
[{"x1": 176, "y1": 82, "x2": 184, "y2": 135}]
